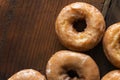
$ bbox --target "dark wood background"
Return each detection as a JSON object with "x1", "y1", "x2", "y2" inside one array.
[{"x1": 0, "y1": 0, "x2": 119, "y2": 79}]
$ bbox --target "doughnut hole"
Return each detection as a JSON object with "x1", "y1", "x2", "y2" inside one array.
[
  {"x1": 67, "y1": 70, "x2": 79, "y2": 78},
  {"x1": 62, "y1": 66, "x2": 85, "y2": 80},
  {"x1": 117, "y1": 37, "x2": 120, "y2": 48},
  {"x1": 72, "y1": 18, "x2": 87, "y2": 32},
  {"x1": 118, "y1": 35, "x2": 120, "y2": 44}
]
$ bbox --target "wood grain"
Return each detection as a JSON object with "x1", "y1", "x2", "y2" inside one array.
[
  {"x1": 106, "y1": 0, "x2": 120, "y2": 26},
  {"x1": 0, "y1": 0, "x2": 111, "y2": 79}
]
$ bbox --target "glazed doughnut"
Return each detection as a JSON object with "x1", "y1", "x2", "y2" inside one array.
[
  {"x1": 103, "y1": 22, "x2": 120, "y2": 68},
  {"x1": 102, "y1": 70, "x2": 120, "y2": 80},
  {"x1": 55, "y1": 2, "x2": 105, "y2": 51},
  {"x1": 46, "y1": 50, "x2": 100, "y2": 80},
  {"x1": 8, "y1": 69, "x2": 46, "y2": 80}
]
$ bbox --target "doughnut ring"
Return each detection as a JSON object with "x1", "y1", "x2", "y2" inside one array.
[
  {"x1": 55, "y1": 2, "x2": 105, "y2": 51},
  {"x1": 103, "y1": 22, "x2": 120, "y2": 68},
  {"x1": 46, "y1": 50, "x2": 100, "y2": 80},
  {"x1": 102, "y1": 70, "x2": 120, "y2": 80},
  {"x1": 8, "y1": 69, "x2": 46, "y2": 80}
]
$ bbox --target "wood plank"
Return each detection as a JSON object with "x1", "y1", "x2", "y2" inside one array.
[
  {"x1": 106, "y1": 0, "x2": 120, "y2": 27},
  {"x1": 102, "y1": 0, "x2": 111, "y2": 17},
  {"x1": 0, "y1": 0, "x2": 105, "y2": 79},
  {"x1": 102, "y1": 0, "x2": 120, "y2": 76}
]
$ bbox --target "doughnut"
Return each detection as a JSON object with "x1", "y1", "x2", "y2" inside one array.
[
  {"x1": 46, "y1": 50, "x2": 100, "y2": 80},
  {"x1": 103, "y1": 22, "x2": 120, "y2": 68},
  {"x1": 55, "y1": 2, "x2": 105, "y2": 51},
  {"x1": 102, "y1": 70, "x2": 120, "y2": 80},
  {"x1": 8, "y1": 69, "x2": 46, "y2": 80}
]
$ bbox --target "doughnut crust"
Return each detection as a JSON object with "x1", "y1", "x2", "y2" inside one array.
[
  {"x1": 55, "y1": 2, "x2": 105, "y2": 51},
  {"x1": 8, "y1": 69, "x2": 46, "y2": 80},
  {"x1": 102, "y1": 70, "x2": 120, "y2": 80},
  {"x1": 46, "y1": 50, "x2": 100, "y2": 80},
  {"x1": 103, "y1": 22, "x2": 120, "y2": 68}
]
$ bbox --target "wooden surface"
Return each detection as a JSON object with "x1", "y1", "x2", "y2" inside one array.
[
  {"x1": 106, "y1": 0, "x2": 120, "y2": 26},
  {"x1": 0, "y1": 0, "x2": 119, "y2": 79}
]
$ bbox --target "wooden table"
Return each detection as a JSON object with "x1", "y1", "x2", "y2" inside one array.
[{"x1": 0, "y1": 0, "x2": 119, "y2": 79}]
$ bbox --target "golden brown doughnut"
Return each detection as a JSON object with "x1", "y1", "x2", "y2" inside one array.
[
  {"x1": 8, "y1": 69, "x2": 46, "y2": 80},
  {"x1": 102, "y1": 70, "x2": 120, "y2": 80},
  {"x1": 46, "y1": 50, "x2": 100, "y2": 80},
  {"x1": 103, "y1": 22, "x2": 120, "y2": 68},
  {"x1": 55, "y1": 2, "x2": 105, "y2": 51}
]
